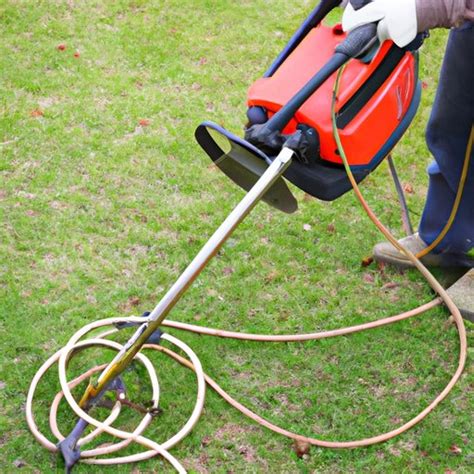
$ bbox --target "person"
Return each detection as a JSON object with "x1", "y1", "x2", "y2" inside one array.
[{"x1": 342, "y1": 0, "x2": 474, "y2": 268}]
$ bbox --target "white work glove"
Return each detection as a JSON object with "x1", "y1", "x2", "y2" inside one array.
[{"x1": 342, "y1": 0, "x2": 418, "y2": 48}]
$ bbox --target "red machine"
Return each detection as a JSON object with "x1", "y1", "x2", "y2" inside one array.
[
  {"x1": 247, "y1": 23, "x2": 419, "y2": 168},
  {"x1": 196, "y1": 0, "x2": 423, "y2": 203}
]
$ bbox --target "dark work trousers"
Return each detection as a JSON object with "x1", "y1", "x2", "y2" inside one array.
[{"x1": 418, "y1": 21, "x2": 474, "y2": 264}]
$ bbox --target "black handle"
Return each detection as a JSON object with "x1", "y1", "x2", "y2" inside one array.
[
  {"x1": 307, "y1": 0, "x2": 344, "y2": 26},
  {"x1": 340, "y1": 0, "x2": 379, "y2": 57},
  {"x1": 335, "y1": 23, "x2": 377, "y2": 57},
  {"x1": 350, "y1": 0, "x2": 372, "y2": 10}
]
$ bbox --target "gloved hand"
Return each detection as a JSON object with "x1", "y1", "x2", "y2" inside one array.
[{"x1": 342, "y1": 0, "x2": 418, "y2": 48}]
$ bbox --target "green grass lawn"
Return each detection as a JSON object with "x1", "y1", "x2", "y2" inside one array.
[{"x1": 1, "y1": 1, "x2": 472, "y2": 472}]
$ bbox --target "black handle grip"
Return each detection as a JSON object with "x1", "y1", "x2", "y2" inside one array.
[
  {"x1": 335, "y1": 23, "x2": 377, "y2": 57},
  {"x1": 350, "y1": 0, "x2": 372, "y2": 10}
]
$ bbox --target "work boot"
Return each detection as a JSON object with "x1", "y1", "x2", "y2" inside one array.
[{"x1": 373, "y1": 233, "x2": 445, "y2": 269}]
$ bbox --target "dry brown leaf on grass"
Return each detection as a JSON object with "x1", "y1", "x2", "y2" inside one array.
[
  {"x1": 265, "y1": 270, "x2": 279, "y2": 283},
  {"x1": 292, "y1": 440, "x2": 310, "y2": 458},
  {"x1": 129, "y1": 296, "x2": 140, "y2": 306},
  {"x1": 121, "y1": 296, "x2": 141, "y2": 311},
  {"x1": 361, "y1": 256, "x2": 374, "y2": 267}
]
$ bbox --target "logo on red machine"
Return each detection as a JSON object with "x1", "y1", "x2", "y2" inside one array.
[{"x1": 396, "y1": 69, "x2": 413, "y2": 120}]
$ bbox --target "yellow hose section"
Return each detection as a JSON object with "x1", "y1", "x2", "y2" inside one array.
[
  {"x1": 416, "y1": 125, "x2": 473, "y2": 258},
  {"x1": 331, "y1": 61, "x2": 466, "y2": 418}
]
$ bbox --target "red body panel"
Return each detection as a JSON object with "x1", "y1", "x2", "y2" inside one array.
[{"x1": 247, "y1": 24, "x2": 417, "y2": 166}]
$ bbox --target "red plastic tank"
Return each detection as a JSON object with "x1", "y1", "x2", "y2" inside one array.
[{"x1": 247, "y1": 23, "x2": 418, "y2": 167}]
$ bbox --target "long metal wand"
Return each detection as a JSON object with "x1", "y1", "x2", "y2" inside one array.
[{"x1": 78, "y1": 147, "x2": 294, "y2": 405}]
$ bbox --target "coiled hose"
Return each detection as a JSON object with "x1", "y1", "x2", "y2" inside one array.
[{"x1": 26, "y1": 67, "x2": 469, "y2": 471}]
